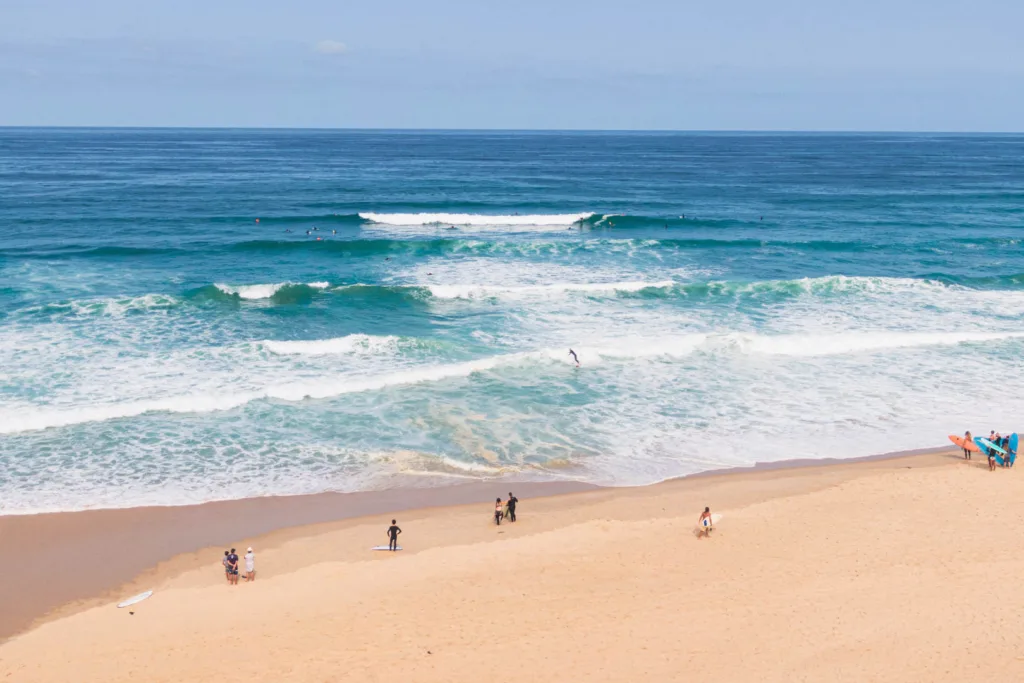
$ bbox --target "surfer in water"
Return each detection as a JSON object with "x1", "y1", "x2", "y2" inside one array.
[
  {"x1": 569, "y1": 349, "x2": 579, "y2": 367},
  {"x1": 698, "y1": 507, "x2": 713, "y2": 539},
  {"x1": 387, "y1": 520, "x2": 402, "y2": 551}
]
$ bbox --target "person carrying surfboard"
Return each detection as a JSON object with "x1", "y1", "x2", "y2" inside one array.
[
  {"x1": 963, "y1": 431, "x2": 973, "y2": 460},
  {"x1": 698, "y1": 507, "x2": 713, "y2": 539}
]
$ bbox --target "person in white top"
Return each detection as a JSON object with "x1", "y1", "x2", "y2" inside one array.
[{"x1": 244, "y1": 547, "x2": 256, "y2": 582}]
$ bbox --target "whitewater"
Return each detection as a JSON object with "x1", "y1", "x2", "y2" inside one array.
[{"x1": 1, "y1": 129, "x2": 1023, "y2": 514}]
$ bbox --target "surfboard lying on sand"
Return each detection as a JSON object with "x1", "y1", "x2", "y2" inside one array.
[
  {"x1": 949, "y1": 435, "x2": 980, "y2": 452},
  {"x1": 117, "y1": 590, "x2": 153, "y2": 608},
  {"x1": 371, "y1": 546, "x2": 403, "y2": 551}
]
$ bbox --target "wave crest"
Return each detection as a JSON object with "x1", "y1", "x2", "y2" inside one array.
[
  {"x1": 262, "y1": 334, "x2": 400, "y2": 356},
  {"x1": 359, "y1": 212, "x2": 594, "y2": 227}
]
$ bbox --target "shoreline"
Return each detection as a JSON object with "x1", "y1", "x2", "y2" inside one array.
[{"x1": 0, "y1": 444, "x2": 952, "y2": 643}]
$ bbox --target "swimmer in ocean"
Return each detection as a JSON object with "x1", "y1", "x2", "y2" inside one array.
[{"x1": 569, "y1": 349, "x2": 580, "y2": 367}]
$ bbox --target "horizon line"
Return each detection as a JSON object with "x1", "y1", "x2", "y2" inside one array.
[{"x1": 1, "y1": 125, "x2": 1023, "y2": 135}]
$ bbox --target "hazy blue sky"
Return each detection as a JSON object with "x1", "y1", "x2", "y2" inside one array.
[{"x1": 2, "y1": 0, "x2": 1021, "y2": 130}]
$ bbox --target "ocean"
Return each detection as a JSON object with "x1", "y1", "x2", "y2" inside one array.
[{"x1": 1, "y1": 129, "x2": 1022, "y2": 514}]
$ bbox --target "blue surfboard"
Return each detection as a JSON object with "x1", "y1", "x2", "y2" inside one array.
[
  {"x1": 975, "y1": 437, "x2": 1007, "y2": 465},
  {"x1": 1009, "y1": 433, "x2": 1018, "y2": 466}
]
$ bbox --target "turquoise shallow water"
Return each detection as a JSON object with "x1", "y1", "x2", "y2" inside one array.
[{"x1": 1, "y1": 129, "x2": 1023, "y2": 513}]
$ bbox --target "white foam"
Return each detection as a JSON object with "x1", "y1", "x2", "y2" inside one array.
[
  {"x1": 359, "y1": 212, "x2": 594, "y2": 227},
  {"x1": 215, "y1": 283, "x2": 285, "y2": 300},
  {"x1": 214, "y1": 281, "x2": 329, "y2": 300},
  {"x1": 0, "y1": 353, "x2": 530, "y2": 435},
  {"x1": 726, "y1": 331, "x2": 1024, "y2": 356},
  {"x1": 426, "y1": 280, "x2": 675, "y2": 300},
  {"x1": 262, "y1": 334, "x2": 400, "y2": 356},
  {"x1": 15, "y1": 294, "x2": 179, "y2": 318}
]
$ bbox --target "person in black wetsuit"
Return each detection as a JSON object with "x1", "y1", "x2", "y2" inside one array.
[
  {"x1": 507, "y1": 492, "x2": 518, "y2": 522},
  {"x1": 569, "y1": 349, "x2": 579, "y2": 367},
  {"x1": 387, "y1": 519, "x2": 402, "y2": 551}
]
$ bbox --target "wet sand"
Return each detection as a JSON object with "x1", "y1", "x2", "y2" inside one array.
[{"x1": 4, "y1": 446, "x2": 1023, "y2": 682}]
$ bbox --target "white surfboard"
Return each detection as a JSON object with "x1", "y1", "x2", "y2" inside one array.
[
  {"x1": 117, "y1": 590, "x2": 153, "y2": 608},
  {"x1": 371, "y1": 546, "x2": 402, "y2": 551},
  {"x1": 700, "y1": 513, "x2": 723, "y2": 528}
]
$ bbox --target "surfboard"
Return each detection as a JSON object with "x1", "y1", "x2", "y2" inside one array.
[
  {"x1": 371, "y1": 546, "x2": 403, "y2": 551},
  {"x1": 949, "y1": 435, "x2": 980, "y2": 452},
  {"x1": 974, "y1": 437, "x2": 1007, "y2": 462},
  {"x1": 117, "y1": 590, "x2": 153, "y2": 609},
  {"x1": 700, "y1": 513, "x2": 723, "y2": 528},
  {"x1": 1009, "y1": 433, "x2": 1018, "y2": 466}
]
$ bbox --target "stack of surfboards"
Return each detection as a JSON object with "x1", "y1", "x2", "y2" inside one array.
[{"x1": 951, "y1": 433, "x2": 1019, "y2": 466}]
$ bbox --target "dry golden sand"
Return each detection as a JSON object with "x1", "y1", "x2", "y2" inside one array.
[{"x1": 2, "y1": 450, "x2": 1023, "y2": 682}]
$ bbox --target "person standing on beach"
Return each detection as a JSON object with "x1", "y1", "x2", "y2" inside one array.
[
  {"x1": 698, "y1": 507, "x2": 713, "y2": 539},
  {"x1": 506, "y1": 492, "x2": 518, "y2": 522},
  {"x1": 227, "y1": 548, "x2": 240, "y2": 585},
  {"x1": 963, "y1": 431, "x2": 973, "y2": 460},
  {"x1": 494, "y1": 497, "x2": 504, "y2": 525},
  {"x1": 222, "y1": 550, "x2": 231, "y2": 583},
  {"x1": 244, "y1": 547, "x2": 256, "y2": 582},
  {"x1": 387, "y1": 520, "x2": 402, "y2": 551}
]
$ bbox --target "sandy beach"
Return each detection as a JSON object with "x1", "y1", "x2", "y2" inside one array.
[{"x1": 2, "y1": 447, "x2": 1023, "y2": 682}]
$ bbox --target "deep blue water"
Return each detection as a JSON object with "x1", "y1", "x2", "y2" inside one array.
[{"x1": 1, "y1": 129, "x2": 1022, "y2": 512}]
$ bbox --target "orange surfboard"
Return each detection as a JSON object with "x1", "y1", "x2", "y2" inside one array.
[{"x1": 949, "y1": 434, "x2": 979, "y2": 452}]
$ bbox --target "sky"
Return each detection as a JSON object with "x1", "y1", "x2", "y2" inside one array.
[{"x1": 1, "y1": 0, "x2": 1022, "y2": 130}]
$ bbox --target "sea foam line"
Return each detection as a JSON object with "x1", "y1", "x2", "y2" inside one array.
[
  {"x1": 261, "y1": 334, "x2": 400, "y2": 356},
  {"x1": 3, "y1": 330, "x2": 1022, "y2": 435},
  {"x1": 359, "y1": 212, "x2": 594, "y2": 226},
  {"x1": 424, "y1": 280, "x2": 676, "y2": 299}
]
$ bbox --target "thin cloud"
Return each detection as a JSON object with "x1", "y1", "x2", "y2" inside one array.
[{"x1": 313, "y1": 40, "x2": 348, "y2": 55}]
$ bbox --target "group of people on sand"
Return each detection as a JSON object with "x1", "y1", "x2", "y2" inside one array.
[
  {"x1": 960, "y1": 430, "x2": 1017, "y2": 472},
  {"x1": 219, "y1": 493, "x2": 715, "y2": 581},
  {"x1": 494, "y1": 492, "x2": 519, "y2": 524},
  {"x1": 221, "y1": 547, "x2": 256, "y2": 584}
]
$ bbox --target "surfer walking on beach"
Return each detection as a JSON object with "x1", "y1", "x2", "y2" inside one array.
[
  {"x1": 494, "y1": 497, "x2": 504, "y2": 525},
  {"x1": 569, "y1": 349, "x2": 580, "y2": 367},
  {"x1": 506, "y1": 492, "x2": 518, "y2": 522},
  {"x1": 698, "y1": 507, "x2": 713, "y2": 539},
  {"x1": 387, "y1": 520, "x2": 402, "y2": 551}
]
